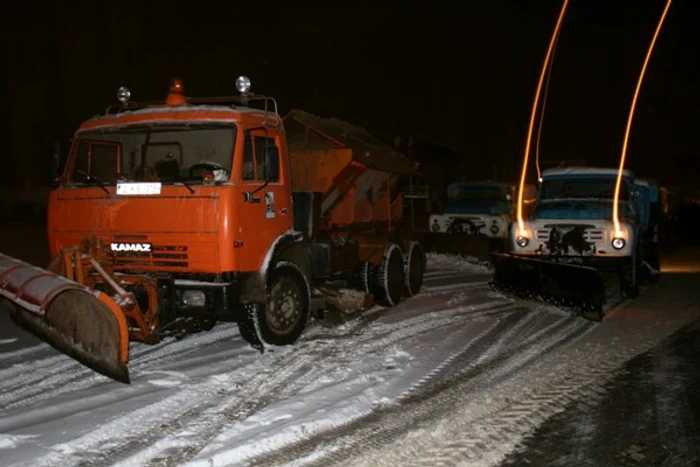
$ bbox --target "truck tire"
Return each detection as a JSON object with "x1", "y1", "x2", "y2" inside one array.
[
  {"x1": 620, "y1": 246, "x2": 641, "y2": 299},
  {"x1": 258, "y1": 261, "x2": 311, "y2": 346},
  {"x1": 403, "y1": 241, "x2": 425, "y2": 297},
  {"x1": 371, "y1": 243, "x2": 405, "y2": 307},
  {"x1": 350, "y1": 261, "x2": 371, "y2": 293}
]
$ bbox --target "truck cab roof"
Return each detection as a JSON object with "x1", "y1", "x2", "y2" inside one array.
[
  {"x1": 542, "y1": 166, "x2": 634, "y2": 179},
  {"x1": 80, "y1": 104, "x2": 279, "y2": 132}
]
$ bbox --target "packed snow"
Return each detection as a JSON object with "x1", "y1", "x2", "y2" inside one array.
[{"x1": 0, "y1": 248, "x2": 698, "y2": 467}]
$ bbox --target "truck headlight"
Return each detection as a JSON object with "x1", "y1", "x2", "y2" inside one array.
[
  {"x1": 490, "y1": 223, "x2": 499, "y2": 234},
  {"x1": 612, "y1": 237, "x2": 626, "y2": 250},
  {"x1": 431, "y1": 219, "x2": 441, "y2": 232},
  {"x1": 516, "y1": 236, "x2": 529, "y2": 248}
]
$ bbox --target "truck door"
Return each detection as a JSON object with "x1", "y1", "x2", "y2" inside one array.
[{"x1": 238, "y1": 127, "x2": 292, "y2": 271}]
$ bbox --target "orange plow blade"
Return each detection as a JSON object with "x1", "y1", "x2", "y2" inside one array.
[{"x1": 0, "y1": 254, "x2": 131, "y2": 384}]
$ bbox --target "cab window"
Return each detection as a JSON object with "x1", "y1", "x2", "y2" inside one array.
[{"x1": 242, "y1": 131, "x2": 280, "y2": 182}]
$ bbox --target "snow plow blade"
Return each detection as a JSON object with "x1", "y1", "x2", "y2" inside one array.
[
  {"x1": 419, "y1": 232, "x2": 503, "y2": 262},
  {"x1": 0, "y1": 254, "x2": 131, "y2": 384},
  {"x1": 489, "y1": 253, "x2": 606, "y2": 320}
]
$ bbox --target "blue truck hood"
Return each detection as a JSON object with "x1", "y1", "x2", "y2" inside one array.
[
  {"x1": 535, "y1": 199, "x2": 633, "y2": 220},
  {"x1": 445, "y1": 200, "x2": 510, "y2": 216}
]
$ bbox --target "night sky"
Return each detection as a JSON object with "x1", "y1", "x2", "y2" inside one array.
[{"x1": 2, "y1": 0, "x2": 697, "y2": 190}]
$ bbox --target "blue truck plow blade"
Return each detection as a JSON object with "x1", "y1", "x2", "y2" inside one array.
[{"x1": 489, "y1": 252, "x2": 606, "y2": 321}]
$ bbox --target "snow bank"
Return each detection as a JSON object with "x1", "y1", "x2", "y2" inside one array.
[{"x1": 425, "y1": 252, "x2": 492, "y2": 274}]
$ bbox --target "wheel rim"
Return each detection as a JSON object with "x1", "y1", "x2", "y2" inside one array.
[{"x1": 266, "y1": 278, "x2": 301, "y2": 335}]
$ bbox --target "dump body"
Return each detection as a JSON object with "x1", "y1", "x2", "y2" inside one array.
[{"x1": 284, "y1": 110, "x2": 420, "y2": 262}]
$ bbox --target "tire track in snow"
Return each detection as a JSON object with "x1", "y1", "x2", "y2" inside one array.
[
  {"x1": 241, "y1": 310, "x2": 593, "y2": 467},
  {"x1": 394, "y1": 309, "x2": 573, "y2": 403},
  {"x1": 0, "y1": 267, "x2": 478, "y2": 409},
  {"x1": 0, "y1": 324, "x2": 242, "y2": 411},
  {"x1": 265, "y1": 313, "x2": 594, "y2": 466},
  {"x1": 91, "y1": 276, "x2": 513, "y2": 466},
  {"x1": 0, "y1": 343, "x2": 51, "y2": 363},
  {"x1": 337, "y1": 304, "x2": 700, "y2": 467},
  {"x1": 30, "y1": 340, "x2": 325, "y2": 467},
  {"x1": 6, "y1": 265, "x2": 491, "y2": 466}
]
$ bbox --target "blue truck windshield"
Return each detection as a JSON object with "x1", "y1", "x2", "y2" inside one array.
[
  {"x1": 448, "y1": 186, "x2": 506, "y2": 203},
  {"x1": 540, "y1": 178, "x2": 629, "y2": 201}
]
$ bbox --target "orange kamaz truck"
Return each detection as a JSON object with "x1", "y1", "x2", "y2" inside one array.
[{"x1": 0, "y1": 77, "x2": 425, "y2": 383}]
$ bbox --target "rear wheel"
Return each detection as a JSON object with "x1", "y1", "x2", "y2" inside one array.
[
  {"x1": 371, "y1": 243, "x2": 405, "y2": 307},
  {"x1": 350, "y1": 261, "x2": 371, "y2": 293},
  {"x1": 403, "y1": 241, "x2": 425, "y2": 297}
]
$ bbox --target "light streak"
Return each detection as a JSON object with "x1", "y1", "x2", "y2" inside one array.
[
  {"x1": 517, "y1": 0, "x2": 569, "y2": 236},
  {"x1": 613, "y1": 0, "x2": 672, "y2": 236},
  {"x1": 535, "y1": 32, "x2": 561, "y2": 183}
]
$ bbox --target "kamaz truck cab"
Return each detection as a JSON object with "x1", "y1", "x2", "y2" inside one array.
[{"x1": 428, "y1": 181, "x2": 514, "y2": 239}]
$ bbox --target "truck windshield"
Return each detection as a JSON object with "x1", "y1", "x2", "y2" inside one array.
[
  {"x1": 540, "y1": 178, "x2": 629, "y2": 201},
  {"x1": 68, "y1": 123, "x2": 236, "y2": 185},
  {"x1": 448, "y1": 185, "x2": 507, "y2": 203}
]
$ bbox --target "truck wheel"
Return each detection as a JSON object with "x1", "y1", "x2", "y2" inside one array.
[
  {"x1": 259, "y1": 261, "x2": 311, "y2": 346},
  {"x1": 350, "y1": 262, "x2": 371, "y2": 293},
  {"x1": 372, "y1": 243, "x2": 405, "y2": 307},
  {"x1": 403, "y1": 241, "x2": 425, "y2": 297}
]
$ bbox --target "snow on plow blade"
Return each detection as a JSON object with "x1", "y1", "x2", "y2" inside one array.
[
  {"x1": 489, "y1": 253, "x2": 606, "y2": 320},
  {"x1": 0, "y1": 254, "x2": 131, "y2": 383},
  {"x1": 419, "y1": 232, "x2": 503, "y2": 262}
]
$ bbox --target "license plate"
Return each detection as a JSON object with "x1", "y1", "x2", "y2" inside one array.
[{"x1": 116, "y1": 182, "x2": 162, "y2": 195}]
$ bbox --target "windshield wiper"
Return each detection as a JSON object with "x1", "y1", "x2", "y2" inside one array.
[
  {"x1": 175, "y1": 175, "x2": 195, "y2": 194},
  {"x1": 73, "y1": 170, "x2": 109, "y2": 194}
]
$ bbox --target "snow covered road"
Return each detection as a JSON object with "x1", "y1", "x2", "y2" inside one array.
[{"x1": 0, "y1": 246, "x2": 697, "y2": 467}]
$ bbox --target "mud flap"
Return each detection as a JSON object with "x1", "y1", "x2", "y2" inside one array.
[
  {"x1": 0, "y1": 254, "x2": 131, "y2": 383},
  {"x1": 489, "y1": 253, "x2": 606, "y2": 321},
  {"x1": 236, "y1": 303, "x2": 266, "y2": 353}
]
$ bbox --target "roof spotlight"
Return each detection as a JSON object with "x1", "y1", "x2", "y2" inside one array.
[
  {"x1": 236, "y1": 76, "x2": 251, "y2": 94},
  {"x1": 117, "y1": 86, "x2": 131, "y2": 105}
]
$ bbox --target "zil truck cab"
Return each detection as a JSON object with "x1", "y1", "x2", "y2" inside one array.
[
  {"x1": 428, "y1": 181, "x2": 514, "y2": 240},
  {"x1": 508, "y1": 166, "x2": 660, "y2": 297}
]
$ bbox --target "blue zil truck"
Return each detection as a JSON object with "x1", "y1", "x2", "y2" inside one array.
[
  {"x1": 491, "y1": 166, "x2": 661, "y2": 318},
  {"x1": 428, "y1": 181, "x2": 515, "y2": 240},
  {"x1": 422, "y1": 181, "x2": 536, "y2": 259}
]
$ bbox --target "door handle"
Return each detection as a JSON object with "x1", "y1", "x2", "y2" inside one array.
[{"x1": 280, "y1": 208, "x2": 288, "y2": 214}]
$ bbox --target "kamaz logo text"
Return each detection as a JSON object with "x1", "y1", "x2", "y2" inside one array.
[{"x1": 110, "y1": 242, "x2": 152, "y2": 253}]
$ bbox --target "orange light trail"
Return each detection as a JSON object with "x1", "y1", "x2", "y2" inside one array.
[
  {"x1": 613, "y1": 0, "x2": 672, "y2": 236},
  {"x1": 535, "y1": 33, "x2": 560, "y2": 183},
  {"x1": 517, "y1": 0, "x2": 569, "y2": 236}
]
